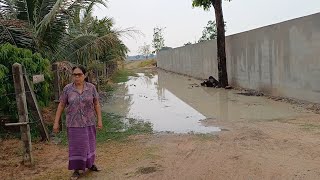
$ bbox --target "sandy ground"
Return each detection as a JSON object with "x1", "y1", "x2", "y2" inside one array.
[{"x1": 1, "y1": 61, "x2": 320, "y2": 180}]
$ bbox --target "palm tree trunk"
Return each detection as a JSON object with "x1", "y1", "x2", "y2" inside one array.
[{"x1": 212, "y1": 0, "x2": 228, "y2": 87}]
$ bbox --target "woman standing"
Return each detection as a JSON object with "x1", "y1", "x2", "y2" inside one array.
[{"x1": 53, "y1": 66, "x2": 103, "y2": 179}]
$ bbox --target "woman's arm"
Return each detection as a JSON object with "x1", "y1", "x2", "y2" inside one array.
[
  {"x1": 94, "y1": 100, "x2": 103, "y2": 129},
  {"x1": 53, "y1": 102, "x2": 65, "y2": 133}
]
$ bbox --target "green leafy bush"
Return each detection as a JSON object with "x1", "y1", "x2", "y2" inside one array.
[{"x1": 0, "y1": 43, "x2": 52, "y2": 119}]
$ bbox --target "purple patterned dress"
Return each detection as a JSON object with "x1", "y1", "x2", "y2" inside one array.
[{"x1": 59, "y1": 82, "x2": 99, "y2": 170}]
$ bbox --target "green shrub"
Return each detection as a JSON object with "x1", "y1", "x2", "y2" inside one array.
[{"x1": 0, "y1": 43, "x2": 52, "y2": 119}]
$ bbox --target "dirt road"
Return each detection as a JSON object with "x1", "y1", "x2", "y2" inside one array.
[
  {"x1": 96, "y1": 68, "x2": 320, "y2": 180},
  {"x1": 1, "y1": 66, "x2": 320, "y2": 180}
]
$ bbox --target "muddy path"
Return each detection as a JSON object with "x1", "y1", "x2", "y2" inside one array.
[
  {"x1": 95, "y1": 68, "x2": 320, "y2": 180},
  {"x1": 1, "y1": 67, "x2": 320, "y2": 180}
]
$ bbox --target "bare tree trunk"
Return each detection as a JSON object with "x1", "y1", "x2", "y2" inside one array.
[{"x1": 212, "y1": 0, "x2": 228, "y2": 87}]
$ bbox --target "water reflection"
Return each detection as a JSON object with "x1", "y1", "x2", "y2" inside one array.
[
  {"x1": 157, "y1": 70, "x2": 306, "y2": 123},
  {"x1": 103, "y1": 69, "x2": 305, "y2": 134},
  {"x1": 103, "y1": 72, "x2": 221, "y2": 133}
]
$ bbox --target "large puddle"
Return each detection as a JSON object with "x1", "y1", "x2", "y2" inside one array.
[
  {"x1": 103, "y1": 70, "x2": 311, "y2": 134},
  {"x1": 103, "y1": 73, "x2": 221, "y2": 133}
]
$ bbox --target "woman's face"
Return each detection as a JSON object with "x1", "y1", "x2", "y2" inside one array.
[{"x1": 72, "y1": 68, "x2": 85, "y2": 84}]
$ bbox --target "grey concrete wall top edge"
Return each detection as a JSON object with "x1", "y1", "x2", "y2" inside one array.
[
  {"x1": 158, "y1": 39, "x2": 217, "y2": 54},
  {"x1": 158, "y1": 12, "x2": 320, "y2": 54},
  {"x1": 227, "y1": 12, "x2": 320, "y2": 38}
]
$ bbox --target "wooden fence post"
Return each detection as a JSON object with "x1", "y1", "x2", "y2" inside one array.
[
  {"x1": 12, "y1": 63, "x2": 33, "y2": 166},
  {"x1": 95, "y1": 67, "x2": 100, "y2": 91},
  {"x1": 52, "y1": 63, "x2": 60, "y2": 101},
  {"x1": 23, "y1": 69, "x2": 50, "y2": 141},
  {"x1": 103, "y1": 62, "x2": 107, "y2": 78},
  {"x1": 52, "y1": 63, "x2": 64, "y2": 131},
  {"x1": 106, "y1": 65, "x2": 109, "y2": 78}
]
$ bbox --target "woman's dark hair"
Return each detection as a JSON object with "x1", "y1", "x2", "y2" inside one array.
[
  {"x1": 72, "y1": 65, "x2": 86, "y2": 74},
  {"x1": 209, "y1": 76, "x2": 214, "y2": 79}
]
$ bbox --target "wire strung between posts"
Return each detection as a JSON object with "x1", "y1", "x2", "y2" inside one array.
[
  {"x1": 28, "y1": 112, "x2": 41, "y2": 125},
  {"x1": 0, "y1": 69, "x2": 62, "y2": 80},
  {"x1": 0, "y1": 74, "x2": 14, "y2": 78},
  {"x1": 0, "y1": 91, "x2": 40, "y2": 98},
  {"x1": 0, "y1": 92, "x2": 17, "y2": 98}
]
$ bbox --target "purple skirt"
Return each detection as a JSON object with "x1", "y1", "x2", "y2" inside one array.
[{"x1": 67, "y1": 125, "x2": 96, "y2": 171}]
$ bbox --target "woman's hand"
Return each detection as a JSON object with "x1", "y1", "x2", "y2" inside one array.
[
  {"x1": 53, "y1": 122, "x2": 60, "y2": 133},
  {"x1": 97, "y1": 120, "x2": 103, "y2": 130},
  {"x1": 53, "y1": 102, "x2": 65, "y2": 133}
]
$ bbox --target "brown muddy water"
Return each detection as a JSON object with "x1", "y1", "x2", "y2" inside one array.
[{"x1": 102, "y1": 70, "x2": 311, "y2": 134}]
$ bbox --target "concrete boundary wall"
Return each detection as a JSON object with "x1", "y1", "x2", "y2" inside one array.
[{"x1": 157, "y1": 13, "x2": 320, "y2": 103}]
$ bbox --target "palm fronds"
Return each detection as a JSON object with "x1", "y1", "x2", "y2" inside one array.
[
  {"x1": 0, "y1": 19, "x2": 34, "y2": 50},
  {"x1": 0, "y1": 0, "x2": 132, "y2": 67}
]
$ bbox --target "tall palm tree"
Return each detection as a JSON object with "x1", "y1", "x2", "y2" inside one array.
[
  {"x1": 1, "y1": 0, "x2": 81, "y2": 53},
  {"x1": 0, "y1": 0, "x2": 129, "y2": 65},
  {"x1": 54, "y1": 1, "x2": 130, "y2": 66}
]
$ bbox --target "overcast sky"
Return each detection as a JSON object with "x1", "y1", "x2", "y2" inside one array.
[{"x1": 93, "y1": 0, "x2": 320, "y2": 56}]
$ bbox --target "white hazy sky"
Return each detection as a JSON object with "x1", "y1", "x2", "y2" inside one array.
[{"x1": 93, "y1": 0, "x2": 320, "y2": 56}]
